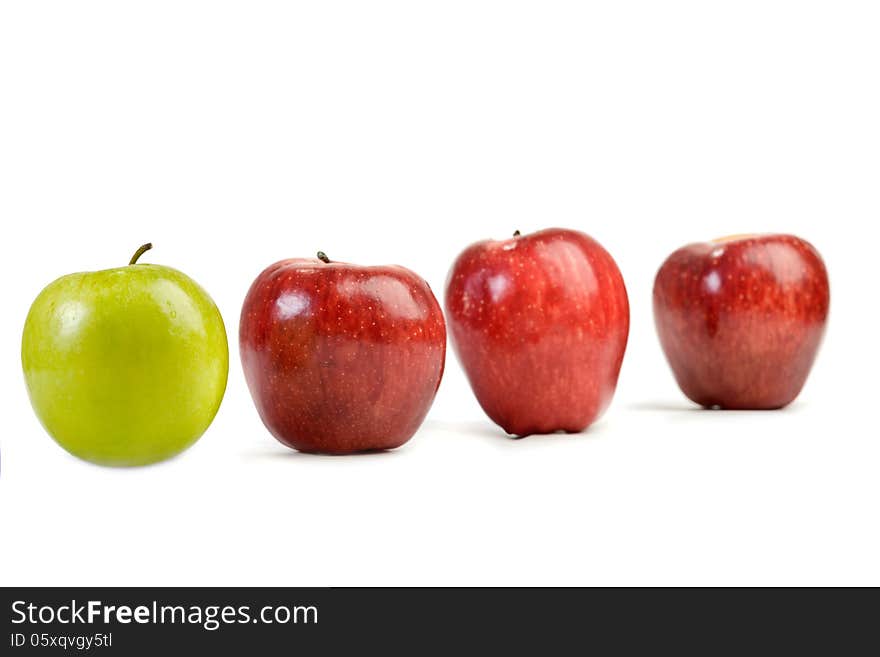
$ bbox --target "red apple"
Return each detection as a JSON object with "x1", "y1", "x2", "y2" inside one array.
[
  {"x1": 653, "y1": 234, "x2": 829, "y2": 409},
  {"x1": 240, "y1": 252, "x2": 446, "y2": 454},
  {"x1": 445, "y1": 228, "x2": 630, "y2": 436}
]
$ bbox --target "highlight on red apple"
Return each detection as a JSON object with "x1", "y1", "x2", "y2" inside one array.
[
  {"x1": 445, "y1": 227, "x2": 630, "y2": 437},
  {"x1": 652, "y1": 233, "x2": 830, "y2": 409},
  {"x1": 239, "y1": 251, "x2": 446, "y2": 454}
]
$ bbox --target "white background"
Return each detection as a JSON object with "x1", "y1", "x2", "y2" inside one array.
[{"x1": 1, "y1": 1, "x2": 877, "y2": 586}]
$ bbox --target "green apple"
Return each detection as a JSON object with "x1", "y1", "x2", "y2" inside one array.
[{"x1": 22, "y1": 244, "x2": 228, "y2": 466}]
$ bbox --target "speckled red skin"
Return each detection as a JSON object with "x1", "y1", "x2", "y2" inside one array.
[
  {"x1": 445, "y1": 228, "x2": 630, "y2": 436},
  {"x1": 653, "y1": 234, "x2": 829, "y2": 410},
  {"x1": 240, "y1": 258, "x2": 446, "y2": 454}
]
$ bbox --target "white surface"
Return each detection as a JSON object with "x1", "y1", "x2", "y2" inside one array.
[{"x1": 0, "y1": 1, "x2": 878, "y2": 586}]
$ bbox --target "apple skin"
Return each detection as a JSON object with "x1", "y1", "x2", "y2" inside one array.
[
  {"x1": 239, "y1": 256, "x2": 446, "y2": 454},
  {"x1": 653, "y1": 234, "x2": 830, "y2": 409},
  {"x1": 445, "y1": 228, "x2": 630, "y2": 436},
  {"x1": 21, "y1": 246, "x2": 229, "y2": 466}
]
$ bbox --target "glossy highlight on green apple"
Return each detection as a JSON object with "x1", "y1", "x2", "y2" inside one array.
[{"x1": 21, "y1": 243, "x2": 229, "y2": 466}]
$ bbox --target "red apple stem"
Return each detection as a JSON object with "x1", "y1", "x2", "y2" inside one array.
[
  {"x1": 513, "y1": 230, "x2": 521, "y2": 237},
  {"x1": 317, "y1": 251, "x2": 331, "y2": 263},
  {"x1": 129, "y1": 243, "x2": 153, "y2": 265}
]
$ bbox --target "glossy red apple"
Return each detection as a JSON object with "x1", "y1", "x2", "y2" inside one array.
[
  {"x1": 240, "y1": 252, "x2": 446, "y2": 454},
  {"x1": 445, "y1": 228, "x2": 630, "y2": 436},
  {"x1": 653, "y1": 234, "x2": 829, "y2": 409}
]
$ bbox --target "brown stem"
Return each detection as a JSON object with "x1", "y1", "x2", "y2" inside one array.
[
  {"x1": 129, "y1": 243, "x2": 153, "y2": 265},
  {"x1": 316, "y1": 251, "x2": 331, "y2": 263},
  {"x1": 513, "y1": 230, "x2": 521, "y2": 237}
]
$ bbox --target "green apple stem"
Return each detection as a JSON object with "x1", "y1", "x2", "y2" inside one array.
[
  {"x1": 129, "y1": 243, "x2": 153, "y2": 265},
  {"x1": 317, "y1": 251, "x2": 331, "y2": 263}
]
